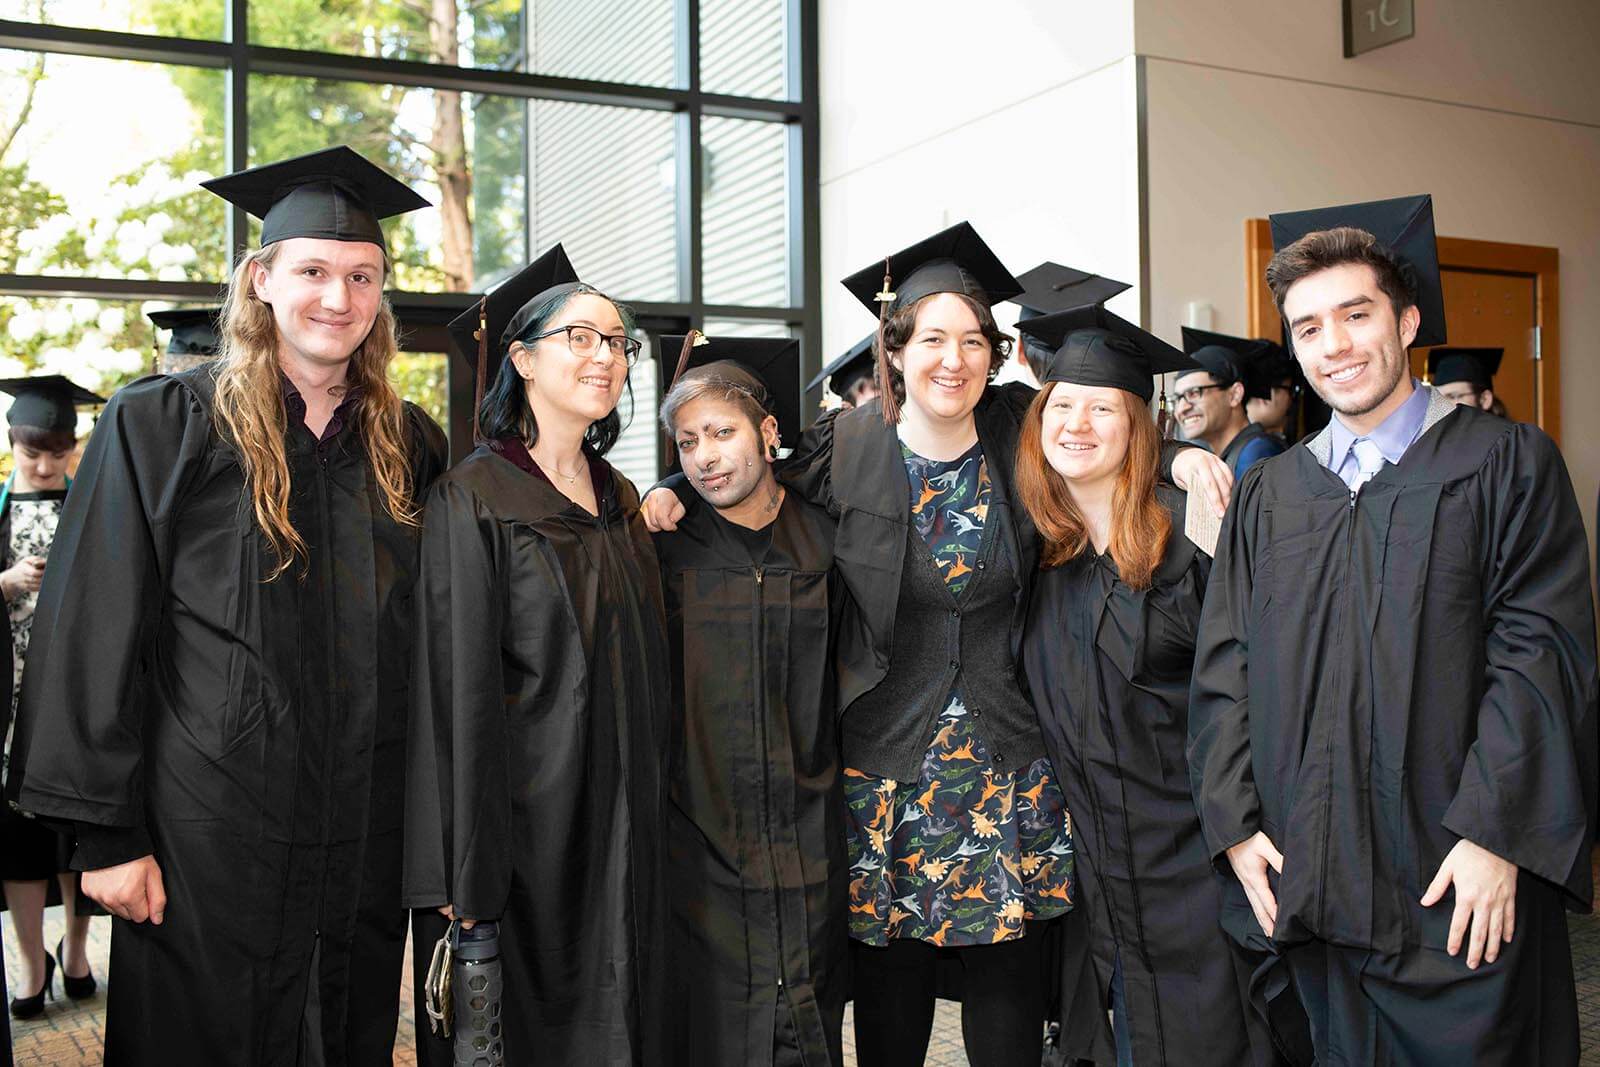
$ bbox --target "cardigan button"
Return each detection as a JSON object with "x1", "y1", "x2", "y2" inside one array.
[
  {"x1": 993, "y1": 753, "x2": 1005, "y2": 764},
  {"x1": 950, "y1": 608, "x2": 961, "y2": 618},
  {"x1": 949, "y1": 660, "x2": 960, "y2": 670}
]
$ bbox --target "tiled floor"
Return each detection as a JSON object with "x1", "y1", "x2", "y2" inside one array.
[{"x1": 10, "y1": 902, "x2": 1600, "y2": 1065}]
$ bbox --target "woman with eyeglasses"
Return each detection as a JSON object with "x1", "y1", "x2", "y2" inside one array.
[{"x1": 403, "y1": 244, "x2": 672, "y2": 1066}]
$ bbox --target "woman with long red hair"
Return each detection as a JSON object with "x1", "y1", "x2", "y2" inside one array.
[{"x1": 1014, "y1": 307, "x2": 1301, "y2": 1067}]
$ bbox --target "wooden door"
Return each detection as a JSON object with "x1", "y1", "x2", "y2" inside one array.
[{"x1": 1412, "y1": 270, "x2": 1536, "y2": 423}]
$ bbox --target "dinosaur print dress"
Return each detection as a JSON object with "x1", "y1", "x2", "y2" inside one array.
[{"x1": 844, "y1": 441, "x2": 1073, "y2": 948}]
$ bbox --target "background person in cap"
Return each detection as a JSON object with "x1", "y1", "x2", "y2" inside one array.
[
  {"x1": 644, "y1": 221, "x2": 1229, "y2": 1066},
  {"x1": 146, "y1": 307, "x2": 221, "y2": 375},
  {"x1": 403, "y1": 244, "x2": 670, "y2": 1066},
  {"x1": 0, "y1": 376, "x2": 104, "y2": 1022},
  {"x1": 1174, "y1": 328, "x2": 1287, "y2": 477},
  {"x1": 4, "y1": 146, "x2": 448, "y2": 1066},
  {"x1": 1427, "y1": 346, "x2": 1505, "y2": 415},
  {"x1": 653, "y1": 335, "x2": 847, "y2": 1066},
  {"x1": 1189, "y1": 195, "x2": 1597, "y2": 1066},
  {"x1": 1012, "y1": 311, "x2": 1304, "y2": 1067},
  {"x1": 1241, "y1": 343, "x2": 1305, "y2": 445},
  {"x1": 809, "y1": 334, "x2": 879, "y2": 410}
]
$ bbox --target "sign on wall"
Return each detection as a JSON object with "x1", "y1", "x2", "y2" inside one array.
[{"x1": 1343, "y1": 0, "x2": 1414, "y2": 57}]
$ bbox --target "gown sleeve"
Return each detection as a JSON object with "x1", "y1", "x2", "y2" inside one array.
[
  {"x1": 402, "y1": 476, "x2": 513, "y2": 919},
  {"x1": 1441, "y1": 425, "x2": 1599, "y2": 904},
  {"x1": 776, "y1": 406, "x2": 841, "y2": 517},
  {"x1": 1186, "y1": 463, "x2": 1268, "y2": 862},
  {"x1": 6, "y1": 377, "x2": 211, "y2": 859}
]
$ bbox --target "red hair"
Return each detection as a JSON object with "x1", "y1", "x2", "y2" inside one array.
[{"x1": 1015, "y1": 385, "x2": 1170, "y2": 589}]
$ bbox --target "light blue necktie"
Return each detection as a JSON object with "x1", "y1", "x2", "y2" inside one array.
[{"x1": 1350, "y1": 437, "x2": 1386, "y2": 492}]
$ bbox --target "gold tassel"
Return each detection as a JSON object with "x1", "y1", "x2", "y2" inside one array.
[{"x1": 874, "y1": 256, "x2": 899, "y2": 424}]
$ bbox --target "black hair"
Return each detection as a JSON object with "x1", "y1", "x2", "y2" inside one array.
[{"x1": 475, "y1": 284, "x2": 636, "y2": 456}]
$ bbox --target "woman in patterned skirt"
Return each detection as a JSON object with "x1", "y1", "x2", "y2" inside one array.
[
  {"x1": 643, "y1": 223, "x2": 1229, "y2": 1066},
  {"x1": 0, "y1": 376, "x2": 103, "y2": 1017}
]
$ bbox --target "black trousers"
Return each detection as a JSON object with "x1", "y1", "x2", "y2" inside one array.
[
  {"x1": 851, "y1": 930, "x2": 1047, "y2": 1067},
  {"x1": 1281, "y1": 885, "x2": 1578, "y2": 1066}
]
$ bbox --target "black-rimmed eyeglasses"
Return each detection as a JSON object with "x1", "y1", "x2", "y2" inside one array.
[{"x1": 525, "y1": 324, "x2": 643, "y2": 367}]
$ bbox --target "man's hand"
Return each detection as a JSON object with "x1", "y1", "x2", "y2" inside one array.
[
  {"x1": 436, "y1": 904, "x2": 475, "y2": 930},
  {"x1": 0, "y1": 557, "x2": 45, "y2": 601},
  {"x1": 1226, "y1": 831, "x2": 1283, "y2": 937},
  {"x1": 1172, "y1": 448, "x2": 1234, "y2": 518},
  {"x1": 83, "y1": 855, "x2": 166, "y2": 925},
  {"x1": 640, "y1": 486, "x2": 685, "y2": 533},
  {"x1": 1421, "y1": 838, "x2": 1517, "y2": 969}
]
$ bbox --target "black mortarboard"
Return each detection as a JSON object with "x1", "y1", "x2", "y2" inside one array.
[
  {"x1": 840, "y1": 221, "x2": 1020, "y2": 422},
  {"x1": 1017, "y1": 306, "x2": 1196, "y2": 402},
  {"x1": 805, "y1": 334, "x2": 874, "y2": 396},
  {"x1": 1268, "y1": 193, "x2": 1445, "y2": 347},
  {"x1": 1427, "y1": 346, "x2": 1503, "y2": 389},
  {"x1": 662, "y1": 336, "x2": 802, "y2": 443},
  {"x1": 1179, "y1": 326, "x2": 1280, "y2": 400},
  {"x1": 0, "y1": 375, "x2": 106, "y2": 433},
  {"x1": 201, "y1": 146, "x2": 430, "y2": 251},
  {"x1": 148, "y1": 307, "x2": 222, "y2": 357},
  {"x1": 446, "y1": 243, "x2": 584, "y2": 440},
  {"x1": 1013, "y1": 262, "x2": 1131, "y2": 322},
  {"x1": 841, "y1": 221, "x2": 1021, "y2": 316},
  {"x1": 446, "y1": 244, "x2": 582, "y2": 375}
]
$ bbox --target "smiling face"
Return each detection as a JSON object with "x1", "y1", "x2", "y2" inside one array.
[
  {"x1": 893, "y1": 292, "x2": 993, "y2": 425},
  {"x1": 252, "y1": 237, "x2": 386, "y2": 367},
  {"x1": 1173, "y1": 369, "x2": 1242, "y2": 444},
  {"x1": 1282, "y1": 261, "x2": 1418, "y2": 427},
  {"x1": 512, "y1": 292, "x2": 630, "y2": 429},
  {"x1": 1039, "y1": 381, "x2": 1134, "y2": 489},
  {"x1": 671, "y1": 391, "x2": 779, "y2": 511}
]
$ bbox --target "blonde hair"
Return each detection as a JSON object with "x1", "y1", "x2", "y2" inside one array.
[{"x1": 211, "y1": 242, "x2": 419, "y2": 579}]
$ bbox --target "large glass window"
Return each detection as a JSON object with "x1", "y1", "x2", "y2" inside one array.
[
  {"x1": 0, "y1": 51, "x2": 228, "y2": 281},
  {"x1": 250, "y1": 74, "x2": 527, "y2": 292},
  {"x1": 529, "y1": 100, "x2": 677, "y2": 302},
  {"x1": 1, "y1": 0, "x2": 816, "y2": 469}
]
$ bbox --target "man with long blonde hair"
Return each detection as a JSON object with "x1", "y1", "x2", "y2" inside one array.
[{"x1": 6, "y1": 146, "x2": 448, "y2": 1065}]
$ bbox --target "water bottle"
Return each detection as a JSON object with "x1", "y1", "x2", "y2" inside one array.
[{"x1": 449, "y1": 921, "x2": 504, "y2": 1067}]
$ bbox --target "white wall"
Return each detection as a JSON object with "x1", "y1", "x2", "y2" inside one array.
[
  {"x1": 1137, "y1": 0, "x2": 1600, "y2": 545},
  {"x1": 817, "y1": 1, "x2": 1143, "y2": 361}
]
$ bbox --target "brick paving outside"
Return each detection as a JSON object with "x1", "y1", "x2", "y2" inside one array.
[{"x1": 10, "y1": 898, "x2": 1600, "y2": 1065}]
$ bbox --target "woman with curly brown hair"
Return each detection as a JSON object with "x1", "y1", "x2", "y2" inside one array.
[{"x1": 5, "y1": 146, "x2": 448, "y2": 1066}]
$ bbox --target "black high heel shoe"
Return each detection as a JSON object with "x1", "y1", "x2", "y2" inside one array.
[
  {"x1": 56, "y1": 937, "x2": 96, "y2": 999},
  {"x1": 9, "y1": 949, "x2": 55, "y2": 1019}
]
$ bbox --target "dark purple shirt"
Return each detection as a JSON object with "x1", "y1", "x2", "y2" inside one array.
[
  {"x1": 282, "y1": 376, "x2": 362, "y2": 444},
  {"x1": 489, "y1": 436, "x2": 608, "y2": 501}
]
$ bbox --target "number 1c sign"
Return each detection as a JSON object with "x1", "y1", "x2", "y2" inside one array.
[{"x1": 1343, "y1": 0, "x2": 1415, "y2": 57}]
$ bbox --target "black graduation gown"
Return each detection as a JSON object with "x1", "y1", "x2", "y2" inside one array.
[
  {"x1": 0, "y1": 609, "x2": 13, "y2": 1067},
  {"x1": 1188, "y1": 398, "x2": 1598, "y2": 1059},
  {"x1": 654, "y1": 489, "x2": 848, "y2": 1067},
  {"x1": 403, "y1": 442, "x2": 670, "y2": 1066},
  {"x1": 1023, "y1": 487, "x2": 1276, "y2": 1067},
  {"x1": 5, "y1": 369, "x2": 448, "y2": 1066}
]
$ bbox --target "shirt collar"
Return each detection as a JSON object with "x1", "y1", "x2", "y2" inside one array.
[{"x1": 1328, "y1": 379, "x2": 1430, "y2": 472}]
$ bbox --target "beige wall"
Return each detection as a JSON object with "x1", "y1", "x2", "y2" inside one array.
[
  {"x1": 817, "y1": 2, "x2": 1142, "y2": 363},
  {"x1": 1137, "y1": 0, "x2": 1600, "y2": 545}
]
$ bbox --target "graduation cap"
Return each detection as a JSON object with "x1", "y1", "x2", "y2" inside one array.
[
  {"x1": 1268, "y1": 193, "x2": 1445, "y2": 347},
  {"x1": 148, "y1": 307, "x2": 222, "y2": 358},
  {"x1": 662, "y1": 335, "x2": 802, "y2": 444},
  {"x1": 805, "y1": 334, "x2": 874, "y2": 397},
  {"x1": 1013, "y1": 262, "x2": 1131, "y2": 322},
  {"x1": 445, "y1": 243, "x2": 584, "y2": 439},
  {"x1": 1427, "y1": 346, "x2": 1502, "y2": 389},
  {"x1": 1016, "y1": 306, "x2": 1196, "y2": 402},
  {"x1": 1179, "y1": 326, "x2": 1280, "y2": 400},
  {"x1": 840, "y1": 221, "x2": 1021, "y2": 422},
  {"x1": 201, "y1": 146, "x2": 430, "y2": 251},
  {"x1": 0, "y1": 375, "x2": 106, "y2": 433}
]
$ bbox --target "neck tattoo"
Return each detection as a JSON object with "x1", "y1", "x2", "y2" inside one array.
[{"x1": 764, "y1": 487, "x2": 781, "y2": 512}]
